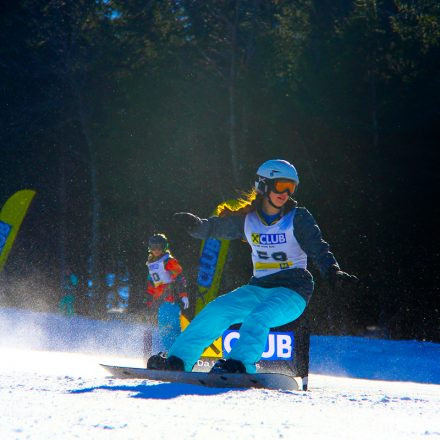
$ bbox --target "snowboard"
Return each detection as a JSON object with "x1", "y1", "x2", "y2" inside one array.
[{"x1": 100, "y1": 364, "x2": 299, "y2": 391}]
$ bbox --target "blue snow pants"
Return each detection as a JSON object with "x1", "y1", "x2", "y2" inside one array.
[
  {"x1": 168, "y1": 284, "x2": 306, "y2": 373},
  {"x1": 153, "y1": 302, "x2": 181, "y2": 353}
]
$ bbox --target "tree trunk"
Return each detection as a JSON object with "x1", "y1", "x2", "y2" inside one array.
[
  {"x1": 70, "y1": 79, "x2": 101, "y2": 301},
  {"x1": 228, "y1": 1, "x2": 241, "y2": 186},
  {"x1": 58, "y1": 142, "x2": 67, "y2": 294},
  {"x1": 228, "y1": 49, "x2": 239, "y2": 185},
  {"x1": 370, "y1": 72, "x2": 379, "y2": 150}
]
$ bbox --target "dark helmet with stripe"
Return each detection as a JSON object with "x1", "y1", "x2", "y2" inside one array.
[{"x1": 148, "y1": 233, "x2": 169, "y2": 251}]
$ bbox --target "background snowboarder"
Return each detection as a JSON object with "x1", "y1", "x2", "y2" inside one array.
[{"x1": 144, "y1": 233, "x2": 189, "y2": 355}]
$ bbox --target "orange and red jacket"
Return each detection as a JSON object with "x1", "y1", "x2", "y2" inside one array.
[{"x1": 146, "y1": 257, "x2": 188, "y2": 306}]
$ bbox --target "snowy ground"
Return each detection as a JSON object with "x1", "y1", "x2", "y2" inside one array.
[{"x1": 1, "y1": 308, "x2": 440, "y2": 439}]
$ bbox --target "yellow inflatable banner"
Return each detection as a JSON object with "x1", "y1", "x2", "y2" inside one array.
[{"x1": 0, "y1": 189, "x2": 36, "y2": 271}]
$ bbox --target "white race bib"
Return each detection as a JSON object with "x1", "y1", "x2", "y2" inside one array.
[
  {"x1": 146, "y1": 253, "x2": 173, "y2": 287},
  {"x1": 244, "y1": 209, "x2": 307, "y2": 278}
]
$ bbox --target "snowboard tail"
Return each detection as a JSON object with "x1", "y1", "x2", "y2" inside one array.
[{"x1": 100, "y1": 364, "x2": 299, "y2": 391}]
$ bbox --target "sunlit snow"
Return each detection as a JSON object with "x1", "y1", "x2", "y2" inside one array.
[{"x1": 1, "y1": 307, "x2": 439, "y2": 439}]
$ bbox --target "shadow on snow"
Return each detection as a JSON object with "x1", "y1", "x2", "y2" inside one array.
[{"x1": 69, "y1": 382, "x2": 248, "y2": 399}]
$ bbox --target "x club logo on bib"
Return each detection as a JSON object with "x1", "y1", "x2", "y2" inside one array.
[{"x1": 251, "y1": 233, "x2": 287, "y2": 245}]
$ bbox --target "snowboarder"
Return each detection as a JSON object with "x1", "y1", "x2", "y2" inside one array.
[
  {"x1": 147, "y1": 159, "x2": 357, "y2": 374},
  {"x1": 144, "y1": 233, "x2": 189, "y2": 354}
]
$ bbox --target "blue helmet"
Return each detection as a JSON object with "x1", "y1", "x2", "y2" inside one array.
[{"x1": 255, "y1": 159, "x2": 299, "y2": 195}]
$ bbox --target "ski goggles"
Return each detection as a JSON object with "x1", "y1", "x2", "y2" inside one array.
[
  {"x1": 270, "y1": 179, "x2": 297, "y2": 195},
  {"x1": 149, "y1": 244, "x2": 164, "y2": 251}
]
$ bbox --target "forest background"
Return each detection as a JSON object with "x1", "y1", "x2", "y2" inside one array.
[{"x1": 1, "y1": 0, "x2": 439, "y2": 342}]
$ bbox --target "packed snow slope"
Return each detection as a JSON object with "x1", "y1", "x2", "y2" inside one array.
[{"x1": 0, "y1": 307, "x2": 439, "y2": 440}]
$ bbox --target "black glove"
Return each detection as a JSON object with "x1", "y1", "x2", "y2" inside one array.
[
  {"x1": 173, "y1": 212, "x2": 202, "y2": 232},
  {"x1": 327, "y1": 266, "x2": 359, "y2": 290}
]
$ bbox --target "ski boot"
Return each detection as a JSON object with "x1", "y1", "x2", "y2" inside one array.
[
  {"x1": 147, "y1": 352, "x2": 185, "y2": 371},
  {"x1": 209, "y1": 358, "x2": 246, "y2": 374}
]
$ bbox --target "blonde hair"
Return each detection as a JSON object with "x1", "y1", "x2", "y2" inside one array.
[
  {"x1": 216, "y1": 188, "x2": 297, "y2": 218},
  {"x1": 216, "y1": 189, "x2": 262, "y2": 217}
]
